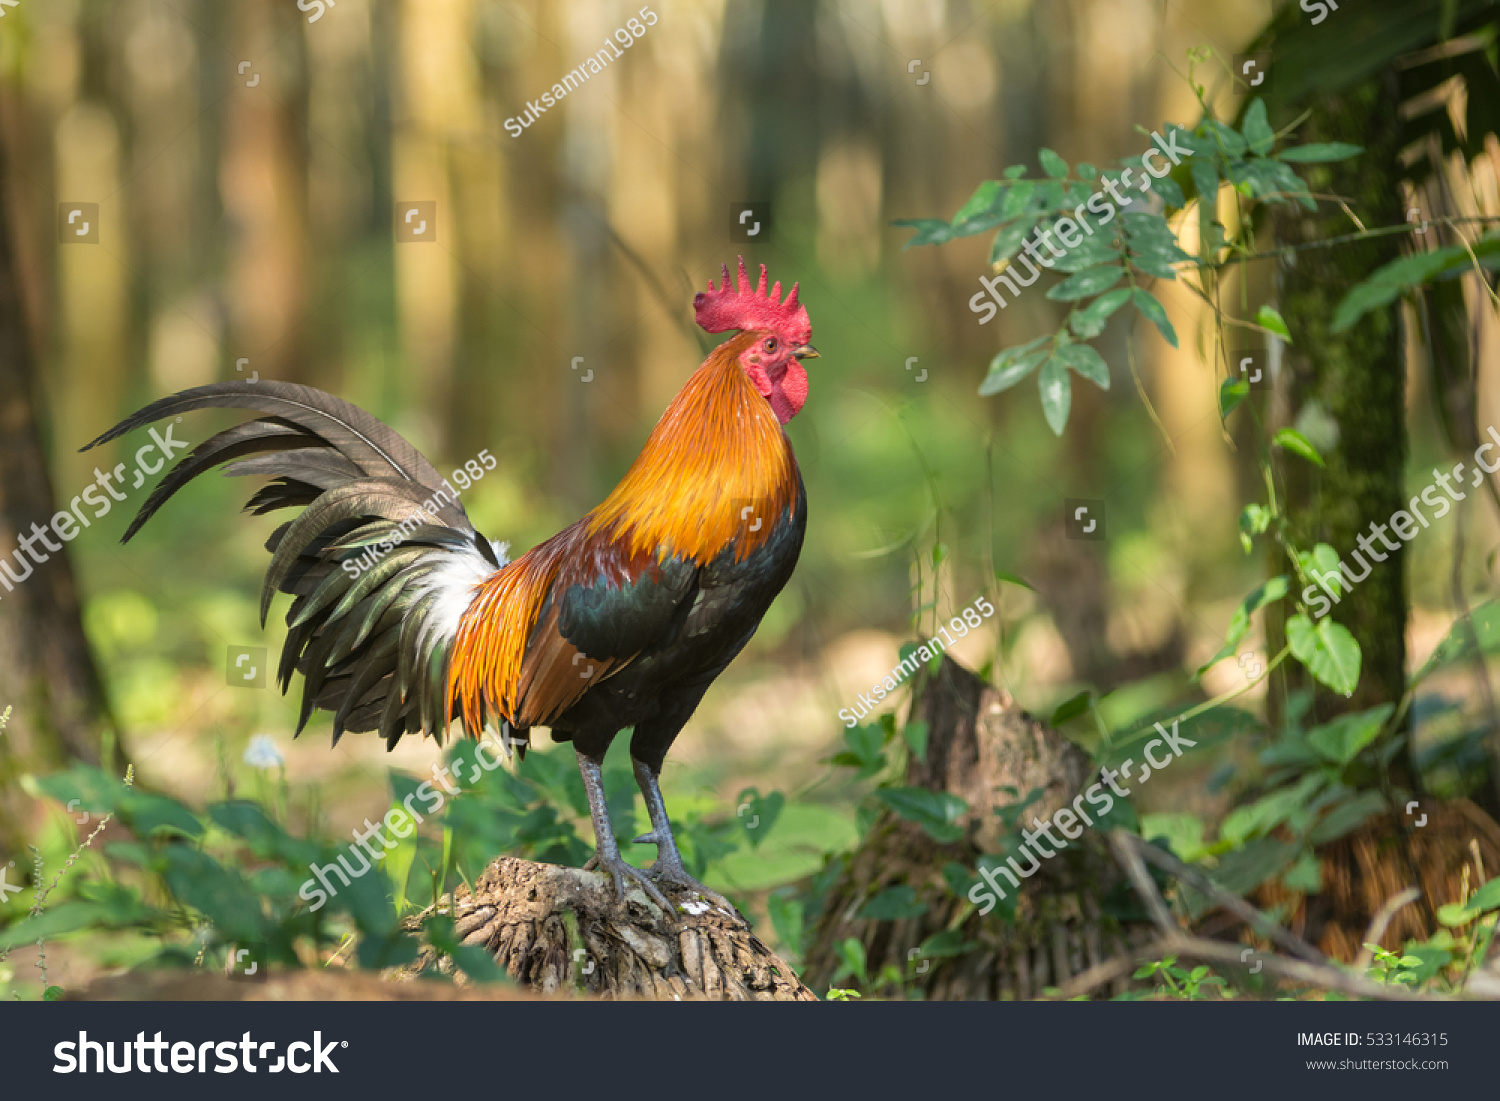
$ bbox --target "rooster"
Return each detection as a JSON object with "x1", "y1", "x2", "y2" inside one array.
[{"x1": 84, "y1": 257, "x2": 815, "y2": 912}]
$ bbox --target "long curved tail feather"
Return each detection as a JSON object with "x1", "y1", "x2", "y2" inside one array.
[{"x1": 83, "y1": 381, "x2": 506, "y2": 749}]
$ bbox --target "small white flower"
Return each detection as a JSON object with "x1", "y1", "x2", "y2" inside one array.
[{"x1": 243, "y1": 734, "x2": 284, "y2": 770}]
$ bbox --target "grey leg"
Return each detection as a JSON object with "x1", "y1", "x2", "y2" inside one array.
[
  {"x1": 575, "y1": 750, "x2": 672, "y2": 912},
  {"x1": 631, "y1": 757, "x2": 740, "y2": 916}
]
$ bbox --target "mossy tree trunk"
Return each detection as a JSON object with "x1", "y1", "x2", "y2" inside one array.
[
  {"x1": 1268, "y1": 71, "x2": 1410, "y2": 774},
  {"x1": 0, "y1": 120, "x2": 116, "y2": 852}
]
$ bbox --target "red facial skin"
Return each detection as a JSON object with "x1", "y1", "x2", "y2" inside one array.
[{"x1": 738, "y1": 334, "x2": 810, "y2": 424}]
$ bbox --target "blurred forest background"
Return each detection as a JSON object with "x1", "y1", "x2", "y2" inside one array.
[{"x1": 3, "y1": 0, "x2": 1500, "y2": 997}]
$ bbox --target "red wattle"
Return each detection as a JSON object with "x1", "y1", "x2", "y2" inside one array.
[{"x1": 769, "y1": 362, "x2": 808, "y2": 424}]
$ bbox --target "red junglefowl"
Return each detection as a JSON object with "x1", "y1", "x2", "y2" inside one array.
[{"x1": 84, "y1": 257, "x2": 816, "y2": 911}]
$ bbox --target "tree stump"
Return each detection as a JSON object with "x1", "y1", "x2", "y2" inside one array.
[
  {"x1": 800, "y1": 656, "x2": 1153, "y2": 999},
  {"x1": 397, "y1": 856, "x2": 815, "y2": 1000}
]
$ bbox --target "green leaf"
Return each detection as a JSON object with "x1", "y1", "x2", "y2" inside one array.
[
  {"x1": 892, "y1": 218, "x2": 954, "y2": 248},
  {"x1": 1127, "y1": 252, "x2": 1179, "y2": 281},
  {"x1": 1204, "y1": 837, "x2": 1299, "y2": 901},
  {"x1": 0, "y1": 898, "x2": 154, "y2": 952},
  {"x1": 1469, "y1": 875, "x2": 1500, "y2": 913},
  {"x1": 989, "y1": 218, "x2": 1038, "y2": 264},
  {"x1": 1204, "y1": 119, "x2": 1248, "y2": 158},
  {"x1": 1051, "y1": 230, "x2": 1122, "y2": 273},
  {"x1": 1309, "y1": 791, "x2": 1386, "y2": 844},
  {"x1": 1069, "y1": 287, "x2": 1132, "y2": 339},
  {"x1": 1219, "y1": 377, "x2": 1249, "y2": 418},
  {"x1": 158, "y1": 847, "x2": 270, "y2": 942},
  {"x1": 1330, "y1": 236, "x2": 1500, "y2": 332},
  {"x1": 1047, "y1": 264, "x2": 1123, "y2": 302},
  {"x1": 735, "y1": 787, "x2": 785, "y2": 847},
  {"x1": 999, "y1": 180, "x2": 1036, "y2": 220},
  {"x1": 995, "y1": 568, "x2": 1034, "y2": 591},
  {"x1": 875, "y1": 787, "x2": 968, "y2": 844},
  {"x1": 1411, "y1": 600, "x2": 1500, "y2": 686},
  {"x1": 767, "y1": 891, "x2": 805, "y2": 957},
  {"x1": 1132, "y1": 288, "x2": 1178, "y2": 347},
  {"x1": 1296, "y1": 543, "x2": 1345, "y2": 599},
  {"x1": 1154, "y1": 173, "x2": 1186, "y2": 209},
  {"x1": 1075, "y1": 162, "x2": 1098, "y2": 180},
  {"x1": 1306, "y1": 705, "x2": 1393, "y2": 765},
  {"x1": 1003, "y1": 165, "x2": 1027, "y2": 180},
  {"x1": 1191, "y1": 160, "x2": 1218, "y2": 210},
  {"x1": 1331, "y1": 282, "x2": 1403, "y2": 333},
  {"x1": 1277, "y1": 142, "x2": 1364, "y2": 163},
  {"x1": 1121, "y1": 211, "x2": 1181, "y2": 250},
  {"x1": 1038, "y1": 355, "x2": 1072, "y2": 435},
  {"x1": 1255, "y1": 305, "x2": 1291, "y2": 341},
  {"x1": 857, "y1": 885, "x2": 929, "y2": 921},
  {"x1": 954, "y1": 180, "x2": 1003, "y2": 224},
  {"x1": 979, "y1": 341, "x2": 1050, "y2": 397},
  {"x1": 121, "y1": 792, "x2": 204, "y2": 839},
  {"x1": 1196, "y1": 575, "x2": 1289, "y2": 675},
  {"x1": 831, "y1": 723, "x2": 886, "y2": 777},
  {"x1": 1273, "y1": 427, "x2": 1325, "y2": 466},
  {"x1": 1286, "y1": 614, "x2": 1362, "y2": 696},
  {"x1": 1059, "y1": 342, "x2": 1110, "y2": 389},
  {"x1": 1100, "y1": 706, "x2": 1263, "y2": 771},
  {"x1": 1039, "y1": 148, "x2": 1068, "y2": 178},
  {"x1": 1032, "y1": 180, "x2": 1065, "y2": 210},
  {"x1": 919, "y1": 928, "x2": 974, "y2": 958},
  {"x1": 1283, "y1": 850, "x2": 1322, "y2": 893},
  {"x1": 1050, "y1": 690, "x2": 1093, "y2": 727},
  {"x1": 1240, "y1": 98, "x2": 1275, "y2": 156},
  {"x1": 904, "y1": 720, "x2": 929, "y2": 763}
]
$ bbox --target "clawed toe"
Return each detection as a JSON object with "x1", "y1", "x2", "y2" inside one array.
[
  {"x1": 646, "y1": 863, "x2": 739, "y2": 918},
  {"x1": 594, "y1": 854, "x2": 673, "y2": 913}
]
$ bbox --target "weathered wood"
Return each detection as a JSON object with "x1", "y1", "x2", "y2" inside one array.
[{"x1": 397, "y1": 856, "x2": 815, "y2": 1000}]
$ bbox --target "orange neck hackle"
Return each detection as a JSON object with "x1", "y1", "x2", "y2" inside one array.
[
  {"x1": 447, "y1": 333, "x2": 801, "y2": 732},
  {"x1": 585, "y1": 332, "x2": 800, "y2": 564}
]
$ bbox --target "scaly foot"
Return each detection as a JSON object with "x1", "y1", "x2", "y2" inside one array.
[
  {"x1": 639, "y1": 848, "x2": 740, "y2": 919},
  {"x1": 585, "y1": 851, "x2": 674, "y2": 913}
]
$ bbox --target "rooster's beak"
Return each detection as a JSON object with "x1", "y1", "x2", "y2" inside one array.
[{"x1": 793, "y1": 344, "x2": 819, "y2": 360}]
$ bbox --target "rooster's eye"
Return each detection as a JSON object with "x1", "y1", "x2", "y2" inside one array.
[{"x1": 764, "y1": 338, "x2": 777, "y2": 353}]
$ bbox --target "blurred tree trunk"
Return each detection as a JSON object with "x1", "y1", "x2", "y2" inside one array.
[
  {"x1": 0, "y1": 120, "x2": 115, "y2": 849},
  {"x1": 1268, "y1": 72, "x2": 1409, "y2": 774}
]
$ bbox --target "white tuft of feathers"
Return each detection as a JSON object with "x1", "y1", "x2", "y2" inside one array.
[{"x1": 416, "y1": 538, "x2": 508, "y2": 647}]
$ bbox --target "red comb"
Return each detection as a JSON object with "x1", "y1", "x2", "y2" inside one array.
[{"x1": 693, "y1": 257, "x2": 811, "y2": 345}]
